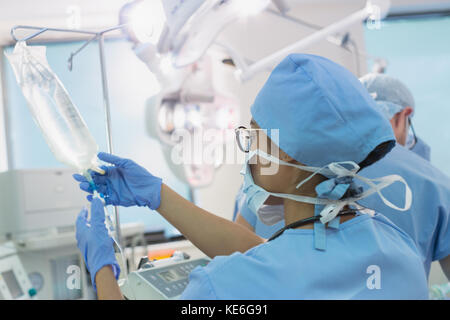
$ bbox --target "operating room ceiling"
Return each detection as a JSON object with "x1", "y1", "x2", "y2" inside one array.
[{"x1": 0, "y1": 0, "x2": 449, "y2": 45}]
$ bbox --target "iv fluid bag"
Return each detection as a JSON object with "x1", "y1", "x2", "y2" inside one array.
[{"x1": 5, "y1": 41, "x2": 101, "y2": 172}]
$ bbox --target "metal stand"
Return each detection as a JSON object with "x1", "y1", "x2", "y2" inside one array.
[{"x1": 10, "y1": 25, "x2": 126, "y2": 248}]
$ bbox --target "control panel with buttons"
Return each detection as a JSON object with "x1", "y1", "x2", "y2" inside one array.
[
  {"x1": 0, "y1": 242, "x2": 36, "y2": 300},
  {"x1": 120, "y1": 257, "x2": 210, "y2": 300}
]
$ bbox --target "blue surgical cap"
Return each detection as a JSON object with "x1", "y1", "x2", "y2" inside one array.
[
  {"x1": 360, "y1": 73, "x2": 415, "y2": 120},
  {"x1": 251, "y1": 54, "x2": 395, "y2": 167}
]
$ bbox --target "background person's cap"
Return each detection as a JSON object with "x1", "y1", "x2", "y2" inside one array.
[{"x1": 360, "y1": 73, "x2": 415, "y2": 120}]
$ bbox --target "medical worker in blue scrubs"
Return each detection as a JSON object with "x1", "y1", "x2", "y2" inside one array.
[
  {"x1": 231, "y1": 73, "x2": 431, "y2": 238},
  {"x1": 358, "y1": 74, "x2": 450, "y2": 279},
  {"x1": 74, "y1": 54, "x2": 428, "y2": 299},
  {"x1": 233, "y1": 73, "x2": 450, "y2": 280},
  {"x1": 360, "y1": 73, "x2": 431, "y2": 161}
]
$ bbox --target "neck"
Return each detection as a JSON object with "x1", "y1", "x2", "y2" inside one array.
[
  {"x1": 281, "y1": 173, "x2": 356, "y2": 229},
  {"x1": 283, "y1": 198, "x2": 316, "y2": 229},
  {"x1": 282, "y1": 173, "x2": 322, "y2": 229}
]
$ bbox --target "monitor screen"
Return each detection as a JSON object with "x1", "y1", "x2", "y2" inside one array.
[{"x1": 2, "y1": 270, "x2": 23, "y2": 299}]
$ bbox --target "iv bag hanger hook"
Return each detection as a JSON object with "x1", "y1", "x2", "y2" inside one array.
[
  {"x1": 10, "y1": 24, "x2": 127, "y2": 250},
  {"x1": 10, "y1": 25, "x2": 126, "y2": 71}
]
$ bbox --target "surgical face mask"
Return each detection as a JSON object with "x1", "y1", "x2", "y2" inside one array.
[
  {"x1": 240, "y1": 149, "x2": 412, "y2": 226},
  {"x1": 256, "y1": 204, "x2": 285, "y2": 226}
]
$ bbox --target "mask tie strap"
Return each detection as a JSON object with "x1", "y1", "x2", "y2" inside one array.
[
  {"x1": 242, "y1": 152, "x2": 411, "y2": 248},
  {"x1": 315, "y1": 163, "x2": 360, "y2": 226},
  {"x1": 295, "y1": 165, "x2": 331, "y2": 190},
  {"x1": 352, "y1": 174, "x2": 412, "y2": 211},
  {"x1": 313, "y1": 168, "x2": 357, "y2": 250},
  {"x1": 318, "y1": 173, "x2": 412, "y2": 227}
]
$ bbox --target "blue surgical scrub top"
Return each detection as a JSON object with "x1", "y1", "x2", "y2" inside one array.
[
  {"x1": 357, "y1": 145, "x2": 450, "y2": 276},
  {"x1": 181, "y1": 213, "x2": 428, "y2": 299},
  {"x1": 410, "y1": 136, "x2": 431, "y2": 162}
]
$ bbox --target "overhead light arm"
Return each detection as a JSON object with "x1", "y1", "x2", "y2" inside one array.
[
  {"x1": 271, "y1": 0, "x2": 291, "y2": 15},
  {"x1": 233, "y1": 0, "x2": 390, "y2": 81}
]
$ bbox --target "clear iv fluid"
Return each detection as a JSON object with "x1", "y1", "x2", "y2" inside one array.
[
  {"x1": 84, "y1": 172, "x2": 115, "y2": 235},
  {"x1": 28, "y1": 78, "x2": 99, "y2": 170},
  {"x1": 87, "y1": 175, "x2": 128, "y2": 277},
  {"x1": 6, "y1": 42, "x2": 100, "y2": 172},
  {"x1": 7, "y1": 42, "x2": 130, "y2": 283}
]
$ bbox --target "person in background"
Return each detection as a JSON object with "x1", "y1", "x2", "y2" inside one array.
[
  {"x1": 233, "y1": 73, "x2": 450, "y2": 281},
  {"x1": 358, "y1": 74, "x2": 450, "y2": 280},
  {"x1": 360, "y1": 73, "x2": 430, "y2": 161}
]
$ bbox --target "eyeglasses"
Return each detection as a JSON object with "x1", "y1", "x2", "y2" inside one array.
[
  {"x1": 406, "y1": 118, "x2": 418, "y2": 149},
  {"x1": 235, "y1": 126, "x2": 257, "y2": 153}
]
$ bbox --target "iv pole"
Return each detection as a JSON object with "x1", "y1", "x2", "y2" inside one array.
[{"x1": 10, "y1": 25, "x2": 126, "y2": 250}]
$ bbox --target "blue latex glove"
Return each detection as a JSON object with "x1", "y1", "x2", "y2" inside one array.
[
  {"x1": 76, "y1": 197, "x2": 120, "y2": 291},
  {"x1": 73, "y1": 152, "x2": 162, "y2": 210}
]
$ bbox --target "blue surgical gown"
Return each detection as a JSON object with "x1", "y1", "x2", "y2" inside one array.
[
  {"x1": 410, "y1": 136, "x2": 431, "y2": 162},
  {"x1": 181, "y1": 213, "x2": 428, "y2": 299},
  {"x1": 357, "y1": 144, "x2": 450, "y2": 276}
]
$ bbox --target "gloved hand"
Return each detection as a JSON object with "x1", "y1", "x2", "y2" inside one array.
[
  {"x1": 76, "y1": 197, "x2": 120, "y2": 291},
  {"x1": 73, "y1": 152, "x2": 162, "y2": 210}
]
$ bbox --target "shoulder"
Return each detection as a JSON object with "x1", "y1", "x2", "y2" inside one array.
[
  {"x1": 370, "y1": 212, "x2": 421, "y2": 250},
  {"x1": 370, "y1": 212, "x2": 405, "y2": 233},
  {"x1": 180, "y1": 243, "x2": 275, "y2": 300},
  {"x1": 363, "y1": 145, "x2": 450, "y2": 190},
  {"x1": 180, "y1": 263, "x2": 218, "y2": 300},
  {"x1": 204, "y1": 244, "x2": 269, "y2": 274},
  {"x1": 180, "y1": 245, "x2": 266, "y2": 300}
]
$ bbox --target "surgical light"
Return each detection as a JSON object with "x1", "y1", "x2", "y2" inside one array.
[
  {"x1": 156, "y1": 94, "x2": 238, "y2": 143},
  {"x1": 214, "y1": 96, "x2": 239, "y2": 130},
  {"x1": 120, "y1": 0, "x2": 166, "y2": 44},
  {"x1": 186, "y1": 105, "x2": 204, "y2": 129},
  {"x1": 173, "y1": 103, "x2": 187, "y2": 131},
  {"x1": 144, "y1": 50, "x2": 240, "y2": 187},
  {"x1": 238, "y1": 0, "x2": 271, "y2": 17},
  {"x1": 157, "y1": 101, "x2": 175, "y2": 133},
  {"x1": 159, "y1": 55, "x2": 176, "y2": 75},
  {"x1": 166, "y1": 0, "x2": 271, "y2": 68}
]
